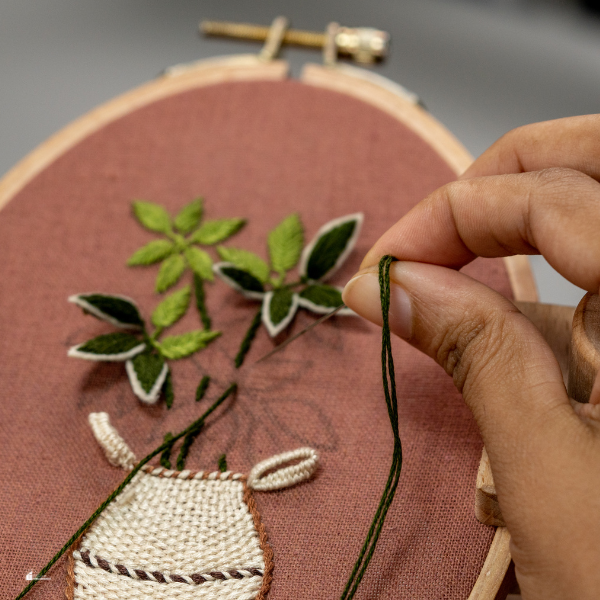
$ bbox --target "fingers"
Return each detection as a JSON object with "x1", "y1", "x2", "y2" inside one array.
[
  {"x1": 361, "y1": 168, "x2": 600, "y2": 293},
  {"x1": 461, "y1": 115, "x2": 600, "y2": 181}
]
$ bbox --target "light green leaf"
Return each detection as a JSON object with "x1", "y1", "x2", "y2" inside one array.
[
  {"x1": 132, "y1": 201, "x2": 172, "y2": 234},
  {"x1": 158, "y1": 330, "x2": 221, "y2": 360},
  {"x1": 174, "y1": 198, "x2": 203, "y2": 234},
  {"x1": 152, "y1": 285, "x2": 191, "y2": 329},
  {"x1": 126, "y1": 352, "x2": 168, "y2": 404},
  {"x1": 213, "y1": 263, "x2": 265, "y2": 299},
  {"x1": 262, "y1": 289, "x2": 299, "y2": 337},
  {"x1": 268, "y1": 214, "x2": 304, "y2": 276},
  {"x1": 189, "y1": 218, "x2": 246, "y2": 245},
  {"x1": 300, "y1": 213, "x2": 364, "y2": 282},
  {"x1": 184, "y1": 247, "x2": 213, "y2": 281},
  {"x1": 68, "y1": 333, "x2": 145, "y2": 361},
  {"x1": 68, "y1": 293, "x2": 144, "y2": 329},
  {"x1": 156, "y1": 254, "x2": 186, "y2": 293},
  {"x1": 216, "y1": 246, "x2": 270, "y2": 283},
  {"x1": 127, "y1": 239, "x2": 174, "y2": 266}
]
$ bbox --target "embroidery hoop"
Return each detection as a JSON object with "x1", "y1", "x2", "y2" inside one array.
[{"x1": 0, "y1": 47, "x2": 537, "y2": 600}]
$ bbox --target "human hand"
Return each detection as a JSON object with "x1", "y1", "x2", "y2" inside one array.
[{"x1": 342, "y1": 115, "x2": 600, "y2": 600}]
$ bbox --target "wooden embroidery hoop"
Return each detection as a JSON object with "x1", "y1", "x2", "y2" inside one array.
[{"x1": 0, "y1": 50, "x2": 528, "y2": 600}]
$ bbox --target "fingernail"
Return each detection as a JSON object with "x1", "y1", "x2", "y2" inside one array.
[{"x1": 342, "y1": 270, "x2": 412, "y2": 339}]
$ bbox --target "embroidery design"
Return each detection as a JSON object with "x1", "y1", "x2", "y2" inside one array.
[
  {"x1": 68, "y1": 289, "x2": 220, "y2": 405},
  {"x1": 213, "y1": 212, "x2": 363, "y2": 366},
  {"x1": 68, "y1": 413, "x2": 319, "y2": 600}
]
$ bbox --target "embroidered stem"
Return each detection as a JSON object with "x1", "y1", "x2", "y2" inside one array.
[
  {"x1": 160, "y1": 432, "x2": 174, "y2": 469},
  {"x1": 195, "y1": 375, "x2": 211, "y2": 402},
  {"x1": 194, "y1": 274, "x2": 211, "y2": 330},
  {"x1": 234, "y1": 307, "x2": 262, "y2": 368},
  {"x1": 13, "y1": 382, "x2": 237, "y2": 600},
  {"x1": 340, "y1": 255, "x2": 402, "y2": 600}
]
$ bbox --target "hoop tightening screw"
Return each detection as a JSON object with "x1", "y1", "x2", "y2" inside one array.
[{"x1": 200, "y1": 19, "x2": 390, "y2": 64}]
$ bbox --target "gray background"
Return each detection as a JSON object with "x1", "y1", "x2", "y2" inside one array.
[{"x1": 1, "y1": 0, "x2": 598, "y2": 306}]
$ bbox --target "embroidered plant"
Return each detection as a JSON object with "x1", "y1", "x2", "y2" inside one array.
[
  {"x1": 67, "y1": 288, "x2": 220, "y2": 405},
  {"x1": 213, "y1": 212, "x2": 363, "y2": 366},
  {"x1": 127, "y1": 198, "x2": 245, "y2": 328}
]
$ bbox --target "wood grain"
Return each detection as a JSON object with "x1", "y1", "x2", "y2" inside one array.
[
  {"x1": 568, "y1": 293, "x2": 600, "y2": 403},
  {"x1": 467, "y1": 527, "x2": 512, "y2": 600}
]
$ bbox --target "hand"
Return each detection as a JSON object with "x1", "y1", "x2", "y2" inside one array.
[{"x1": 342, "y1": 115, "x2": 600, "y2": 600}]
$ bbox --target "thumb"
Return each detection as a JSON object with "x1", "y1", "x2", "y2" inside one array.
[{"x1": 342, "y1": 261, "x2": 573, "y2": 463}]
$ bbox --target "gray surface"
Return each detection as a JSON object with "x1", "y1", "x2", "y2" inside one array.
[{"x1": 1, "y1": 0, "x2": 598, "y2": 306}]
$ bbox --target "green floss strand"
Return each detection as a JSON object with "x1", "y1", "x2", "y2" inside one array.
[
  {"x1": 194, "y1": 274, "x2": 211, "y2": 330},
  {"x1": 341, "y1": 255, "x2": 402, "y2": 600},
  {"x1": 234, "y1": 307, "x2": 262, "y2": 368},
  {"x1": 195, "y1": 375, "x2": 211, "y2": 402},
  {"x1": 13, "y1": 382, "x2": 237, "y2": 600}
]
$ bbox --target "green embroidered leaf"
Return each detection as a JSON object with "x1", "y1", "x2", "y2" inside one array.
[
  {"x1": 69, "y1": 293, "x2": 144, "y2": 329},
  {"x1": 160, "y1": 432, "x2": 174, "y2": 468},
  {"x1": 132, "y1": 201, "x2": 172, "y2": 234},
  {"x1": 300, "y1": 213, "x2": 364, "y2": 282},
  {"x1": 174, "y1": 198, "x2": 203, "y2": 234},
  {"x1": 262, "y1": 289, "x2": 299, "y2": 337},
  {"x1": 127, "y1": 239, "x2": 174, "y2": 266},
  {"x1": 163, "y1": 371, "x2": 174, "y2": 409},
  {"x1": 157, "y1": 330, "x2": 221, "y2": 360},
  {"x1": 126, "y1": 352, "x2": 168, "y2": 404},
  {"x1": 268, "y1": 214, "x2": 304, "y2": 276},
  {"x1": 152, "y1": 286, "x2": 191, "y2": 329},
  {"x1": 156, "y1": 254, "x2": 186, "y2": 293},
  {"x1": 213, "y1": 263, "x2": 265, "y2": 299},
  {"x1": 218, "y1": 454, "x2": 228, "y2": 472},
  {"x1": 189, "y1": 218, "x2": 246, "y2": 245},
  {"x1": 68, "y1": 332, "x2": 145, "y2": 361},
  {"x1": 184, "y1": 247, "x2": 213, "y2": 281},
  {"x1": 216, "y1": 246, "x2": 270, "y2": 283},
  {"x1": 196, "y1": 375, "x2": 210, "y2": 402},
  {"x1": 298, "y1": 284, "x2": 344, "y2": 314},
  {"x1": 194, "y1": 274, "x2": 211, "y2": 330}
]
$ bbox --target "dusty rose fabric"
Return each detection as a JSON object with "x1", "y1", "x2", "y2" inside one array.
[{"x1": 0, "y1": 79, "x2": 512, "y2": 600}]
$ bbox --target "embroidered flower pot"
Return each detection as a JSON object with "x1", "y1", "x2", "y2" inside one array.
[{"x1": 67, "y1": 413, "x2": 319, "y2": 600}]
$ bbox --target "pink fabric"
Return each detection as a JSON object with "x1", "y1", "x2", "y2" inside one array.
[{"x1": 0, "y1": 79, "x2": 512, "y2": 600}]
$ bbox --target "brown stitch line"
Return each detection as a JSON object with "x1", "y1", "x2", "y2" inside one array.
[
  {"x1": 135, "y1": 569, "x2": 150, "y2": 581},
  {"x1": 243, "y1": 482, "x2": 274, "y2": 600},
  {"x1": 170, "y1": 574, "x2": 188, "y2": 584},
  {"x1": 64, "y1": 531, "x2": 86, "y2": 600},
  {"x1": 152, "y1": 571, "x2": 167, "y2": 583},
  {"x1": 116, "y1": 564, "x2": 131, "y2": 577},
  {"x1": 228, "y1": 570, "x2": 244, "y2": 579},
  {"x1": 191, "y1": 573, "x2": 207, "y2": 584},
  {"x1": 141, "y1": 464, "x2": 247, "y2": 481},
  {"x1": 209, "y1": 571, "x2": 226, "y2": 580},
  {"x1": 96, "y1": 557, "x2": 111, "y2": 573}
]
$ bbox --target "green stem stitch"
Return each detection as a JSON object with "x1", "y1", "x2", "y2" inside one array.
[
  {"x1": 217, "y1": 453, "x2": 228, "y2": 472},
  {"x1": 13, "y1": 382, "x2": 237, "y2": 600},
  {"x1": 196, "y1": 375, "x2": 211, "y2": 402},
  {"x1": 194, "y1": 274, "x2": 211, "y2": 330},
  {"x1": 160, "y1": 432, "x2": 174, "y2": 468},
  {"x1": 340, "y1": 255, "x2": 402, "y2": 600},
  {"x1": 234, "y1": 307, "x2": 262, "y2": 368}
]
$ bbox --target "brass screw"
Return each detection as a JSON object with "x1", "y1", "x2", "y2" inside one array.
[{"x1": 200, "y1": 20, "x2": 390, "y2": 64}]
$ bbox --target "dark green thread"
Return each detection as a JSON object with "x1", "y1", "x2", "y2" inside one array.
[
  {"x1": 194, "y1": 274, "x2": 211, "y2": 330},
  {"x1": 13, "y1": 381, "x2": 237, "y2": 600},
  {"x1": 341, "y1": 255, "x2": 402, "y2": 600},
  {"x1": 218, "y1": 453, "x2": 228, "y2": 472},
  {"x1": 162, "y1": 372, "x2": 174, "y2": 409},
  {"x1": 196, "y1": 375, "x2": 211, "y2": 402},
  {"x1": 234, "y1": 308, "x2": 262, "y2": 368},
  {"x1": 160, "y1": 432, "x2": 174, "y2": 468}
]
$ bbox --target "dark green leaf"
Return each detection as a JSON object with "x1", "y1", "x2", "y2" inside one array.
[
  {"x1": 69, "y1": 293, "x2": 144, "y2": 329},
  {"x1": 156, "y1": 254, "x2": 186, "y2": 293},
  {"x1": 196, "y1": 375, "x2": 210, "y2": 402},
  {"x1": 301, "y1": 213, "x2": 363, "y2": 282},
  {"x1": 214, "y1": 263, "x2": 265, "y2": 299},
  {"x1": 68, "y1": 332, "x2": 145, "y2": 361},
  {"x1": 263, "y1": 289, "x2": 298, "y2": 337},
  {"x1": 127, "y1": 239, "x2": 174, "y2": 266},
  {"x1": 152, "y1": 286, "x2": 191, "y2": 329},
  {"x1": 132, "y1": 201, "x2": 172, "y2": 234},
  {"x1": 174, "y1": 198, "x2": 203, "y2": 234},
  {"x1": 216, "y1": 246, "x2": 270, "y2": 283},
  {"x1": 218, "y1": 454, "x2": 228, "y2": 472},
  {"x1": 184, "y1": 247, "x2": 213, "y2": 280},
  {"x1": 194, "y1": 274, "x2": 211, "y2": 330},
  {"x1": 157, "y1": 330, "x2": 221, "y2": 360},
  {"x1": 189, "y1": 218, "x2": 246, "y2": 245},
  {"x1": 126, "y1": 352, "x2": 168, "y2": 404},
  {"x1": 298, "y1": 284, "x2": 343, "y2": 313},
  {"x1": 163, "y1": 371, "x2": 174, "y2": 409},
  {"x1": 160, "y1": 432, "x2": 174, "y2": 468},
  {"x1": 268, "y1": 214, "x2": 304, "y2": 276}
]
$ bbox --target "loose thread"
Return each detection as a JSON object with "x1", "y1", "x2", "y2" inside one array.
[
  {"x1": 13, "y1": 382, "x2": 238, "y2": 600},
  {"x1": 234, "y1": 307, "x2": 262, "y2": 368},
  {"x1": 195, "y1": 375, "x2": 211, "y2": 402},
  {"x1": 341, "y1": 255, "x2": 402, "y2": 600},
  {"x1": 194, "y1": 274, "x2": 211, "y2": 330}
]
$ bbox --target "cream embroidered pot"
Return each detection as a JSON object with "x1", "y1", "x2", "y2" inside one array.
[{"x1": 68, "y1": 413, "x2": 319, "y2": 600}]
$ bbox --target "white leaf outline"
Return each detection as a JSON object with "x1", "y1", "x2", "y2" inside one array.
[
  {"x1": 298, "y1": 213, "x2": 364, "y2": 282},
  {"x1": 125, "y1": 358, "x2": 169, "y2": 404},
  {"x1": 67, "y1": 340, "x2": 146, "y2": 362},
  {"x1": 297, "y1": 285, "x2": 355, "y2": 316},
  {"x1": 212, "y1": 262, "x2": 266, "y2": 300},
  {"x1": 68, "y1": 293, "x2": 144, "y2": 330},
  {"x1": 261, "y1": 290, "x2": 299, "y2": 337}
]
